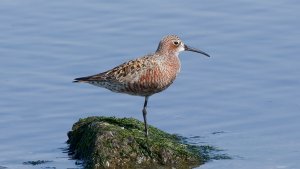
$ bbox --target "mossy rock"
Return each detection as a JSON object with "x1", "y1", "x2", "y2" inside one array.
[{"x1": 67, "y1": 116, "x2": 204, "y2": 169}]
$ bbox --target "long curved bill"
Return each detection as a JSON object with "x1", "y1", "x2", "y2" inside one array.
[{"x1": 184, "y1": 44, "x2": 210, "y2": 57}]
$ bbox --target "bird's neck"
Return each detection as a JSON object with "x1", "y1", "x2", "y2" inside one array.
[
  {"x1": 155, "y1": 51, "x2": 181, "y2": 73},
  {"x1": 156, "y1": 49, "x2": 180, "y2": 58}
]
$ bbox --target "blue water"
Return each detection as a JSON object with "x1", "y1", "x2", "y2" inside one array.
[{"x1": 1, "y1": 1, "x2": 300, "y2": 168}]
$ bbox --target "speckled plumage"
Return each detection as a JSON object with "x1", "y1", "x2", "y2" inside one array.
[{"x1": 74, "y1": 35, "x2": 210, "y2": 137}]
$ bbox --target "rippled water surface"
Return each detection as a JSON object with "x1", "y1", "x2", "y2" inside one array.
[{"x1": 1, "y1": 1, "x2": 300, "y2": 168}]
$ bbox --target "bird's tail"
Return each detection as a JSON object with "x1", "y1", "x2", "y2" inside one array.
[
  {"x1": 73, "y1": 76, "x2": 91, "y2": 83},
  {"x1": 73, "y1": 72, "x2": 107, "y2": 83}
]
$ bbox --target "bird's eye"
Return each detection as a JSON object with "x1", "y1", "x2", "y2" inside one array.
[{"x1": 173, "y1": 41, "x2": 179, "y2": 46}]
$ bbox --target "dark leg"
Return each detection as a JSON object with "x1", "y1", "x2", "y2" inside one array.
[{"x1": 142, "y1": 96, "x2": 149, "y2": 137}]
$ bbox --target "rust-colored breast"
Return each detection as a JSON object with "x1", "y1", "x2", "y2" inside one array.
[{"x1": 123, "y1": 55, "x2": 180, "y2": 96}]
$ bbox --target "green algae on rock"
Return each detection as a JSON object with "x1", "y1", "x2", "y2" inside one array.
[{"x1": 67, "y1": 116, "x2": 205, "y2": 169}]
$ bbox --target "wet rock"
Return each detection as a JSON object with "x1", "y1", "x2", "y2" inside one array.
[{"x1": 67, "y1": 116, "x2": 204, "y2": 169}]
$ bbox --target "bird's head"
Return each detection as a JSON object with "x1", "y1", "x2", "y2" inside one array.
[{"x1": 156, "y1": 35, "x2": 210, "y2": 57}]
